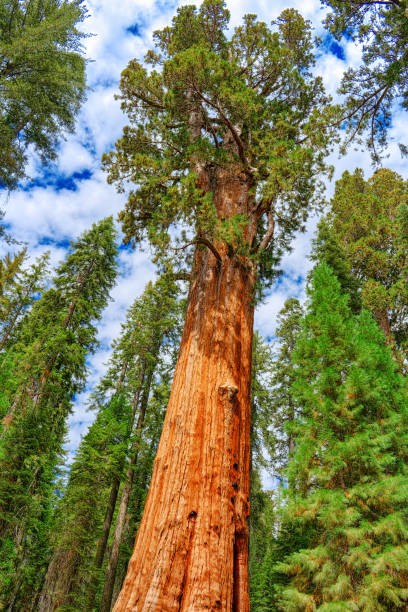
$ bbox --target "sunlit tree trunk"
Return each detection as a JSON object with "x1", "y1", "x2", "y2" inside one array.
[{"x1": 113, "y1": 170, "x2": 255, "y2": 611}]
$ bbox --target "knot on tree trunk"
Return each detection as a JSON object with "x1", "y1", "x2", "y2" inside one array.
[{"x1": 218, "y1": 384, "x2": 238, "y2": 402}]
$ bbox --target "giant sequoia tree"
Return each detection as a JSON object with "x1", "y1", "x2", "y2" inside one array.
[{"x1": 104, "y1": 1, "x2": 336, "y2": 609}]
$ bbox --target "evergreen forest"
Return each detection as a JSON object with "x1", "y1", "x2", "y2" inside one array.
[{"x1": 0, "y1": 1, "x2": 407, "y2": 610}]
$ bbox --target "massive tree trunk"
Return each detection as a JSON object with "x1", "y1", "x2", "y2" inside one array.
[{"x1": 113, "y1": 169, "x2": 255, "y2": 611}]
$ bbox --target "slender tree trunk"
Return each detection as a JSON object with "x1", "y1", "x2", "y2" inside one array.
[
  {"x1": 100, "y1": 367, "x2": 155, "y2": 612},
  {"x1": 113, "y1": 216, "x2": 255, "y2": 611},
  {"x1": 288, "y1": 400, "x2": 295, "y2": 458},
  {"x1": 96, "y1": 480, "x2": 121, "y2": 569},
  {"x1": 84, "y1": 477, "x2": 121, "y2": 610},
  {"x1": 0, "y1": 298, "x2": 25, "y2": 351},
  {"x1": 86, "y1": 362, "x2": 131, "y2": 609},
  {"x1": 37, "y1": 549, "x2": 80, "y2": 612},
  {"x1": 2, "y1": 296, "x2": 78, "y2": 431}
]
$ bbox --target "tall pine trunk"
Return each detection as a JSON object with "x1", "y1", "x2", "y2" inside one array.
[
  {"x1": 113, "y1": 167, "x2": 255, "y2": 610},
  {"x1": 100, "y1": 367, "x2": 154, "y2": 612}
]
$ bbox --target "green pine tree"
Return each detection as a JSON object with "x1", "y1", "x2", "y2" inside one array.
[
  {"x1": 249, "y1": 332, "x2": 275, "y2": 610},
  {"x1": 0, "y1": 250, "x2": 26, "y2": 297},
  {"x1": 248, "y1": 470, "x2": 276, "y2": 612},
  {"x1": 311, "y1": 218, "x2": 361, "y2": 314},
  {"x1": 329, "y1": 168, "x2": 408, "y2": 365},
  {"x1": 250, "y1": 504, "x2": 314, "y2": 612},
  {"x1": 269, "y1": 298, "x2": 304, "y2": 480},
  {"x1": 0, "y1": 217, "x2": 118, "y2": 610},
  {"x1": 276, "y1": 263, "x2": 408, "y2": 611},
  {"x1": 251, "y1": 332, "x2": 275, "y2": 477},
  {"x1": 0, "y1": 0, "x2": 88, "y2": 189},
  {"x1": 0, "y1": 249, "x2": 50, "y2": 352},
  {"x1": 321, "y1": 0, "x2": 408, "y2": 159},
  {"x1": 249, "y1": 304, "x2": 305, "y2": 612}
]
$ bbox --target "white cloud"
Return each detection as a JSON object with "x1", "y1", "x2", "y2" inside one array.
[
  {"x1": 57, "y1": 141, "x2": 95, "y2": 176},
  {"x1": 2, "y1": 172, "x2": 122, "y2": 246},
  {"x1": 316, "y1": 53, "x2": 347, "y2": 99}
]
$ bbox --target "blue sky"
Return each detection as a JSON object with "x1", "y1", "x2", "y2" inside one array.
[{"x1": 1, "y1": 0, "x2": 407, "y2": 457}]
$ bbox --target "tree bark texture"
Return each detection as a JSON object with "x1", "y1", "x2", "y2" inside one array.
[
  {"x1": 37, "y1": 549, "x2": 80, "y2": 612},
  {"x1": 113, "y1": 168, "x2": 255, "y2": 611}
]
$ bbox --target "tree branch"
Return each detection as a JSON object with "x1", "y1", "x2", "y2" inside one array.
[
  {"x1": 369, "y1": 85, "x2": 389, "y2": 155},
  {"x1": 295, "y1": 84, "x2": 388, "y2": 146},
  {"x1": 174, "y1": 236, "x2": 223, "y2": 264},
  {"x1": 190, "y1": 82, "x2": 248, "y2": 169},
  {"x1": 197, "y1": 236, "x2": 223, "y2": 263},
  {"x1": 259, "y1": 209, "x2": 275, "y2": 251},
  {"x1": 135, "y1": 92, "x2": 165, "y2": 111}
]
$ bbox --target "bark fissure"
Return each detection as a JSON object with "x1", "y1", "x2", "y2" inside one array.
[{"x1": 176, "y1": 511, "x2": 198, "y2": 611}]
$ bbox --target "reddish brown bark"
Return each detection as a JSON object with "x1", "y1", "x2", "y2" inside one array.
[{"x1": 113, "y1": 168, "x2": 256, "y2": 611}]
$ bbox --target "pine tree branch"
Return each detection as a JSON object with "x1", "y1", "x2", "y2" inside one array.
[
  {"x1": 259, "y1": 210, "x2": 275, "y2": 251},
  {"x1": 174, "y1": 236, "x2": 223, "y2": 264},
  {"x1": 190, "y1": 82, "x2": 248, "y2": 169}
]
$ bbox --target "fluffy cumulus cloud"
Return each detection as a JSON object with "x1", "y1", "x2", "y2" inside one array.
[{"x1": 1, "y1": 0, "x2": 406, "y2": 456}]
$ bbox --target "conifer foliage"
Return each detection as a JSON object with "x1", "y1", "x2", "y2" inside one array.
[
  {"x1": 0, "y1": 217, "x2": 118, "y2": 610},
  {"x1": 269, "y1": 298, "x2": 304, "y2": 480},
  {"x1": 278, "y1": 264, "x2": 408, "y2": 610},
  {"x1": 329, "y1": 168, "x2": 408, "y2": 364},
  {"x1": 0, "y1": 250, "x2": 26, "y2": 303},
  {"x1": 322, "y1": 0, "x2": 408, "y2": 158},
  {"x1": 104, "y1": 0, "x2": 337, "y2": 281},
  {"x1": 0, "y1": 0, "x2": 88, "y2": 189},
  {"x1": 0, "y1": 250, "x2": 50, "y2": 351},
  {"x1": 1, "y1": 0, "x2": 408, "y2": 609}
]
